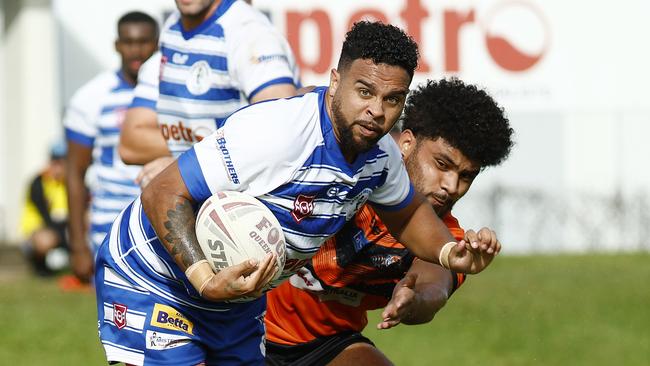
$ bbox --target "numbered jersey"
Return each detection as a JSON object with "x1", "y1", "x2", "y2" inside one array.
[
  {"x1": 132, "y1": 0, "x2": 300, "y2": 156},
  {"x1": 64, "y1": 70, "x2": 140, "y2": 249}
]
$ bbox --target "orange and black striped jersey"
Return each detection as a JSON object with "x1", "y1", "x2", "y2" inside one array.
[{"x1": 266, "y1": 204, "x2": 466, "y2": 345}]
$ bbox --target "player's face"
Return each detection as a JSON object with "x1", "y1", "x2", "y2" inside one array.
[
  {"x1": 328, "y1": 59, "x2": 410, "y2": 161},
  {"x1": 175, "y1": 0, "x2": 217, "y2": 16},
  {"x1": 116, "y1": 22, "x2": 158, "y2": 81},
  {"x1": 400, "y1": 131, "x2": 480, "y2": 216}
]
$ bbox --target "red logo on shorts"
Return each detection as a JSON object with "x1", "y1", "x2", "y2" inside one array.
[
  {"x1": 113, "y1": 303, "x2": 128, "y2": 330},
  {"x1": 291, "y1": 194, "x2": 315, "y2": 223}
]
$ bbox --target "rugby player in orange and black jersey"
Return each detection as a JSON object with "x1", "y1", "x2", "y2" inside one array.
[{"x1": 265, "y1": 78, "x2": 515, "y2": 366}]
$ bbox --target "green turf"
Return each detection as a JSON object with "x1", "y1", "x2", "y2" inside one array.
[
  {"x1": 1, "y1": 254, "x2": 648, "y2": 365},
  {"x1": 364, "y1": 253, "x2": 650, "y2": 365}
]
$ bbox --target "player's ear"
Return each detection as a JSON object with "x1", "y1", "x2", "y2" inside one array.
[
  {"x1": 399, "y1": 129, "x2": 416, "y2": 158},
  {"x1": 328, "y1": 68, "x2": 339, "y2": 97}
]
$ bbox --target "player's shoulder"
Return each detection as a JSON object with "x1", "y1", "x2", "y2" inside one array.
[
  {"x1": 69, "y1": 70, "x2": 122, "y2": 105},
  {"x1": 233, "y1": 91, "x2": 321, "y2": 131},
  {"x1": 220, "y1": 1, "x2": 278, "y2": 35}
]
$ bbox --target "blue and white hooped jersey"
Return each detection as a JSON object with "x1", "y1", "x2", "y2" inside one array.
[
  {"x1": 64, "y1": 71, "x2": 140, "y2": 247},
  {"x1": 105, "y1": 87, "x2": 415, "y2": 303},
  {"x1": 132, "y1": 0, "x2": 300, "y2": 157}
]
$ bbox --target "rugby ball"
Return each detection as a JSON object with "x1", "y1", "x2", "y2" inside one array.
[{"x1": 195, "y1": 191, "x2": 286, "y2": 301}]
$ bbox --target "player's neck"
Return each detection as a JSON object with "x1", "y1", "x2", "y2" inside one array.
[{"x1": 180, "y1": 1, "x2": 221, "y2": 31}]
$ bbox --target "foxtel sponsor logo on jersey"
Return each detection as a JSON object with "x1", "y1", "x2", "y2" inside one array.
[
  {"x1": 215, "y1": 130, "x2": 240, "y2": 184},
  {"x1": 160, "y1": 121, "x2": 210, "y2": 143},
  {"x1": 150, "y1": 303, "x2": 194, "y2": 335}
]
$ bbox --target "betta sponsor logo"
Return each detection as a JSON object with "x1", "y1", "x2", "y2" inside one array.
[
  {"x1": 215, "y1": 131, "x2": 240, "y2": 184},
  {"x1": 150, "y1": 303, "x2": 194, "y2": 335},
  {"x1": 113, "y1": 303, "x2": 128, "y2": 330},
  {"x1": 291, "y1": 194, "x2": 315, "y2": 223}
]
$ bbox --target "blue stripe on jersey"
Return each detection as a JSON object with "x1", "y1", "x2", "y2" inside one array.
[
  {"x1": 161, "y1": 46, "x2": 228, "y2": 71},
  {"x1": 248, "y1": 77, "x2": 296, "y2": 100},
  {"x1": 178, "y1": 147, "x2": 211, "y2": 202},
  {"x1": 100, "y1": 105, "x2": 126, "y2": 116},
  {"x1": 130, "y1": 96, "x2": 156, "y2": 110},
  {"x1": 90, "y1": 222, "x2": 112, "y2": 235},
  {"x1": 100, "y1": 146, "x2": 114, "y2": 165},
  {"x1": 99, "y1": 127, "x2": 120, "y2": 135},
  {"x1": 159, "y1": 80, "x2": 240, "y2": 102},
  {"x1": 371, "y1": 183, "x2": 416, "y2": 211},
  {"x1": 172, "y1": 0, "x2": 235, "y2": 40},
  {"x1": 66, "y1": 127, "x2": 94, "y2": 147}
]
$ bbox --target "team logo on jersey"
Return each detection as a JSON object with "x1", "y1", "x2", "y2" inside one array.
[
  {"x1": 186, "y1": 60, "x2": 211, "y2": 95},
  {"x1": 113, "y1": 303, "x2": 128, "y2": 330},
  {"x1": 291, "y1": 194, "x2": 315, "y2": 223},
  {"x1": 150, "y1": 303, "x2": 194, "y2": 335}
]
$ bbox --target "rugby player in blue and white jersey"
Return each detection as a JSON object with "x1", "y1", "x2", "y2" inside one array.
[
  {"x1": 95, "y1": 22, "x2": 499, "y2": 365},
  {"x1": 118, "y1": 0, "x2": 300, "y2": 188},
  {"x1": 64, "y1": 12, "x2": 159, "y2": 283}
]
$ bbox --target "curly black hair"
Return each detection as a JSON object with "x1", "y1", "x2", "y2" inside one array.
[
  {"x1": 338, "y1": 21, "x2": 419, "y2": 78},
  {"x1": 402, "y1": 78, "x2": 514, "y2": 167}
]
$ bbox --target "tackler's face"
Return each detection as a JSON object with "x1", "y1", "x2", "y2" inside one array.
[
  {"x1": 328, "y1": 59, "x2": 410, "y2": 159},
  {"x1": 400, "y1": 131, "x2": 480, "y2": 217}
]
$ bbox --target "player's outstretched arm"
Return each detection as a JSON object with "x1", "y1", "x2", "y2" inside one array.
[
  {"x1": 140, "y1": 161, "x2": 277, "y2": 301},
  {"x1": 118, "y1": 106, "x2": 170, "y2": 165},
  {"x1": 378, "y1": 259, "x2": 453, "y2": 329},
  {"x1": 376, "y1": 192, "x2": 499, "y2": 274},
  {"x1": 65, "y1": 141, "x2": 94, "y2": 282}
]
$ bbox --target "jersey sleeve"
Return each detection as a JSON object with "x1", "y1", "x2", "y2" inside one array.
[
  {"x1": 228, "y1": 21, "x2": 298, "y2": 100},
  {"x1": 63, "y1": 78, "x2": 103, "y2": 147},
  {"x1": 367, "y1": 136, "x2": 414, "y2": 211},
  {"x1": 130, "y1": 52, "x2": 161, "y2": 110},
  {"x1": 177, "y1": 97, "x2": 317, "y2": 203}
]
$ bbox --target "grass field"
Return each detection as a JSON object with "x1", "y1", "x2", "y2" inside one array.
[{"x1": 1, "y1": 254, "x2": 648, "y2": 365}]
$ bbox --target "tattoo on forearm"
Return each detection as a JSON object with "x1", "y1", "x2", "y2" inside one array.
[{"x1": 162, "y1": 199, "x2": 204, "y2": 269}]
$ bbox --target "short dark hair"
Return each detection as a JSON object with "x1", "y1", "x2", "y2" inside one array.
[
  {"x1": 337, "y1": 21, "x2": 419, "y2": 78},
  {"x1": 117, "y1": 11, "x2": 159, "y2": 36},
  {"x1": 402, "y1": 78, "x2": 514, "y2": 167}
]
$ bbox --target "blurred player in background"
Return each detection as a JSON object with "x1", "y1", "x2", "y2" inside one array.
[
  {"x1": 265, "y1": 78, "x2": 515, "y2": 366},
  {"x1": 64, "y1": 11, "x2": 159, "y2": 282},
  {"x1": 94, "y1": 21, "x2": 499, "y2": 365},
  {"x1": 20, "y1": 141, "x2": 69, "y2": 277},
  {"x1": 118, "y1": 0, "x2": 300, "y2": 187}
]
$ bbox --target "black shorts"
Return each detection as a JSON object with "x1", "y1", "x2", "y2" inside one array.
[{"x1": 266, "y1": 331, "x2": 374, "y2": 366}]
